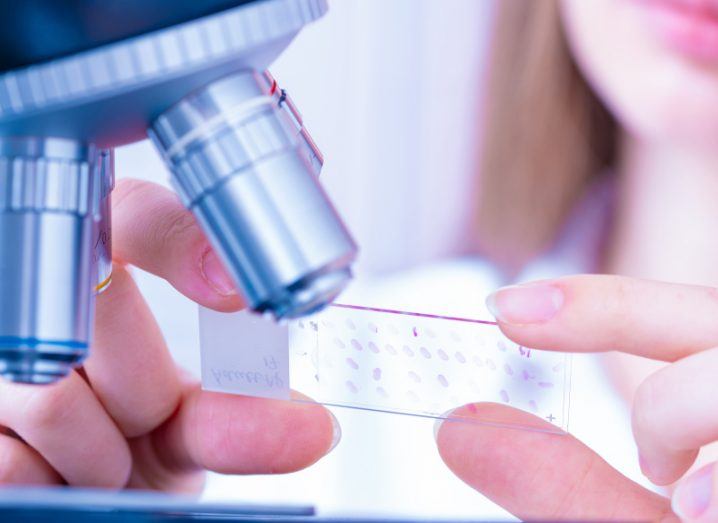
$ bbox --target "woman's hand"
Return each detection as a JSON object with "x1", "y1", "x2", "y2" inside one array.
[
  {"x1": 434, "y1": 275, "x2": 718, "y2": 522},
  {"x1": 0, "y1": 179, "x2": 339, "y2": 492}
]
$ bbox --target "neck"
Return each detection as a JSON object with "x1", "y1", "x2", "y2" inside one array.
[{"x1": 607, "y1": 134, "x2": 718, "y2": 286}]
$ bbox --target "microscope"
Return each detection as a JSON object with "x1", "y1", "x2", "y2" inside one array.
[{"x1": 0, "y1": 0, "x2": 357, "y2": 384}]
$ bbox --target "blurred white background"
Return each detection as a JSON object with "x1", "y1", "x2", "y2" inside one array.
[{"x1": 114, "y1": 0, "x2": 522, "y2": 518}]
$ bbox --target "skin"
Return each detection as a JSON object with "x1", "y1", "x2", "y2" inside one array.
[
  {"x1": 0, "y1": 178, "x2": 338, "y2": 491},
  {"x1": 436, "y1": 275, "x2": 718, "y2": 521},
  {"x1": 437, "y1": 0, "x2": 718, "y2": 521}
]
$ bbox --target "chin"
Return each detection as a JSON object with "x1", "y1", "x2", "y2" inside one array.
[{"x1": 643, "y1": 68, "x2": 718, "y2": 149}]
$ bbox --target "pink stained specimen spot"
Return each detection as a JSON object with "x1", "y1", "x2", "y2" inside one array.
[
  {"x1": 333, "y1": 338, "x2": 346, "y2": 349},
  {"x1": 522, "y1": 370, "x2": 534, "y2": 381},
  {"x1": 412, "y1": 326, "x2": 418, "y2": 337},
  {"x1": 437, "y1": 349, "x2": 449, "y2": 361},
  {"x1": 346, "y1": 380, "x2": 359, "y2": 393},
  {"x1": 538, "y1": 381, "x2": 554, "y2": 388},
  {"x1": 519, "y1": 346, "x2": 531, "y2": 358},
  {"x1": 346, "y1": 318, "x2": 356, "y2": 330},
  {"x1": 368, "y1": 322, "x2": 379, "y2": 333},
  {"x1": 467, "y1": 403, "x2": 478, "y2": 414},
  {"x1": 500, "y1": 389, "x2": 510, "y2": 403},
  {"x1": 350, "y1": 339, "x2": 363, "y2": 351},
  {"x1": 385, "y1": 344, "x2": 397, "y2": 355},
  {"x1": 376, "y1": 386, "x2": 388, "y2": 398},
  {"x1": 346, "y1": 357, "x2": 359, "y2": 370},
  {"x1": 437, "y1": 374, "x2": 449, "y2": 388},
  {"x1": 504, "y1": 363, "x2": 513, "y2": 376},
  {"x1": 486, "y1": 358, "x2": 496, "y2": 371},
  {"x1": 419, "y1": 346, "x2": 431, "y2": 359},
  {"x1": 455, "y1": 351, "x2": 467, "y2": 364},
  {"x1": 408, "y1": 371, "x2": 421, "y2": 383},
  {"x1": 368, "y1": 341, "x2": 380, "y2": 354},
  {"x1": 372, "y1": 367, "x2": 382, "y2": 380},
  {"x1": 528, "y1": 400, "x2": 538, "y2": 413},
  {"x1": 403, "y1": 345, "x2": 415, "y2": 357}
]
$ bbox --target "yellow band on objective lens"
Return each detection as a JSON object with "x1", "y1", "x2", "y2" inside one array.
[{"x1": 94, "y1": 273, "x2": 112, "y2": 293}]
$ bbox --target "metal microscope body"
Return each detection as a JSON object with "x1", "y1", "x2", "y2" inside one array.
[{"x1": 0, "y1": 0, "x2": 357, "y2": 384}]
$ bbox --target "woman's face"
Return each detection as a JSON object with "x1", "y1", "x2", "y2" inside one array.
[{"x1": 561, "y1": 0, "x2": 718, "y2": 151}]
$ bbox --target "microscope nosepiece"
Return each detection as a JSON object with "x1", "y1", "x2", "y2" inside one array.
[{"x1": 150, "y1": 71, "x2": 357, "y2": 319}]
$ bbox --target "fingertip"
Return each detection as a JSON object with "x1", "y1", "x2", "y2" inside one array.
[
  {"x1": 199, "y1": 250, "x2": 236, "y2": 298},
  {"x1": 170, "y1": 388, "x2": 338, "y2": 475},
  {"x1": 290, "y1": 390, "x2": 342, "y2": 455},
  {"x1": 434, "y1": 403, "x2": 671, "y2": 521},
  {"x1": 170, "y1": 245, "x2": 245, "y2": 312},
  {"x1": 112, "y1": 178, "x2": 245, "y2": 311},
  {"x1": 193, "y1": 287, "x2": 245, "y2": 313},
  {"x1": 639, "y1": 449, "x2": 699, "y2": 487},
  {"x1": 485, "y1": 282, "x2": 565, "y2": 325},
  {"x1": 672, "y1": 462, "x2": 718, "y2": 522},
  {"x1": 632, "y1": 375, "x2": 701, "y2": 487},
  {"x1": 271, "y1": 399, "x2": 339, "y2": 472},
  {"x1": 326, "y1": 409, "x2": 342, "y2": 454},
  {"x1": 435, "y1": 403, "x2": 545, "y2": 480},
  {"x1": 436, "y1": 402, "x2": 561, "y2": 445},
  {"x1": 434, "y1": 403, "x2": 571, "y2": 509}
]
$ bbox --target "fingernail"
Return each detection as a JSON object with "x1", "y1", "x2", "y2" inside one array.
[
  {"x1": 200, "y1": 250, "x2": 237, "y2": 296},
  {"x1": 327, "y1": 410, "x2": 342, "y2": 453},
  {"x1": 672, "y1": 463, "x2": 715, "y2": 519},
  {"x1": 433, "y1": 408, "x2": 457, "y2": 441},
  {"x1": 486, "y1": 282, "x2": 564, "y2": 324}
]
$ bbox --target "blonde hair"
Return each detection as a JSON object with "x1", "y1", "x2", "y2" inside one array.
[{"x1": 474, "y1": 0, "x2": 617, "y2": 274}]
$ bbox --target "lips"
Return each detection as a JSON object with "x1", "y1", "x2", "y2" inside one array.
[{"x1": 635, "y1": 0, "x2": 718, "y2": 61}]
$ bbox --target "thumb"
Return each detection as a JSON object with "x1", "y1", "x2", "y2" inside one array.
[
  {"x1": 672, "y1": 463, "x2": 718, "y2": 522},
  {"x1": 435, "y1": 403, "x2": 674, "y2": 521}
]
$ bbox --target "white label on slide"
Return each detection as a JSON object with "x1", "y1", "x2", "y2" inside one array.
[{"x1": 198, "y1": 307, "x2": 291, "y2": 400}]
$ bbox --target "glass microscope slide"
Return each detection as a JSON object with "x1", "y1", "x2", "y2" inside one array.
[{"x1": 199, "y1": 304, "x2": 572, "y2": 434}]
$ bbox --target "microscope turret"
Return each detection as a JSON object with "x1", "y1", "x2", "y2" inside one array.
[{"x1": 0, "y1": 0, "x2": 357, "y2": 384}]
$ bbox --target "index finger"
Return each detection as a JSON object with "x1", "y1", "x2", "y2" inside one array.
[
  {"x1": 485, "y1": 275, "x2": 718, "y2": 361},
  {"x1": 112, "y1": 178, "x2": 243, "y2": 312}
]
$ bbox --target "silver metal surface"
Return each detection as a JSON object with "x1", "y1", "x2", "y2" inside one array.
[
  {"x1": 150, "y1": 71, "x2": 357, "y2": 319},
  {"x1": 92, "y1": 150, "x2": 114, "y2": 293},
  {"x1": 0, "y1": 137, "x2": 97, "y2": 383},
  {"x1": 0, "y1": 0, "x2": 328, "y2": 147},
  {"x1": 0, "y1": 0, "x2": 356, "y2": 383}
]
